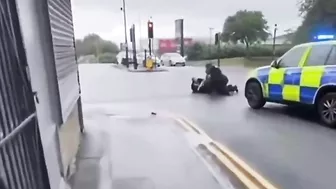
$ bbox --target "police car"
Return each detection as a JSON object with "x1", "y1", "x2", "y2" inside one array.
[{"x1": 245, "y1": 35, "x2": 336, "y2": 127}]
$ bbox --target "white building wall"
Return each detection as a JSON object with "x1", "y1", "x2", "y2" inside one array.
[{"x1": 16, "y1": 0, "x2": 64, "y2": 189}]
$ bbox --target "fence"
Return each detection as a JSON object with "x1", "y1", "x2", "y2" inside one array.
[{"x1": 0, "y1": 0, "x2": 50, "y2": 188}]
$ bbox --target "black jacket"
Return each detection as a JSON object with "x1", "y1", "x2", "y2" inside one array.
[{"x1": 208, "y1": 67, "x2": 228, "y2": 84}]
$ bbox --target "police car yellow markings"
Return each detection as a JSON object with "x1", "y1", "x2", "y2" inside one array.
[
  {"x1": 268, "y1": 68, "x2": 285, "y2": 84},
  {"x1": 263, "y1": 83, "x2": 269, "y2": 98},
  {"x1": 253, "y1": 44, "x2": 330, "y2": 103},
  {"x1": 280, "y1": 47, "x2": 311, "y2": 102},
  {"x1": 267, "y1": 68, "x2": 285, "y2": 100},
  {"x1": 283, "y1": 85, "x2": 300, "y2": 102},
  {"x1": 298, "y1": 46, "x2": 311, "y2": 67},
  {"x1": 301, "y1": 66, "x2": 324, "y2": 87},
  {"x1": 247, "y1": 41, "x2": 336, "y2": 113}
]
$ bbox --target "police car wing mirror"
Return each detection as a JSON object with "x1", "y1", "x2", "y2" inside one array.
[{"x1": 271, "y1": 60, "x2": 279, "y2": 68}]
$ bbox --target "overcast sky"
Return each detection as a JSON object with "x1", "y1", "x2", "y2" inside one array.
[{"x1": 71, "y1": 0, "x2": 302, "y2": 44}]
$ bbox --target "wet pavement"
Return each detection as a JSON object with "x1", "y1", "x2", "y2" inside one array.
[
  {"x1": 74, "y1": 107, "x2": 245, "y2": 189},
  {"x1": 79, "y1": 64, "x2": 336, "y2": 189},
  {"x1": 109, "y1": 116, "x2": 243, "y2": 189}
]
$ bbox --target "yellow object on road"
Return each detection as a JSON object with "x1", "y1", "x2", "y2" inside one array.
[{"x1": 146, "y1": 58, "x2": 154, "y2": 69}]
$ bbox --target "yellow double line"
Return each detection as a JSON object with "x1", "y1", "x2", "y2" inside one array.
[{"x1": 175, "y1": 116, "x2": 279, "y2": 189}]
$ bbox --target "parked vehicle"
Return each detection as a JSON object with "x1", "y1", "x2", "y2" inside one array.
[{"x1": 160, "y1": 53, "x2": 186, "y2": 66}]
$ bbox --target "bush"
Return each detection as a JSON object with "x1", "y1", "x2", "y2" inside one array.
[
  {"x1": 221, "y1": 45, "x2": 246, "y2": 58},
  {"x1": 186, "y1": 42, "x2": 208, "y2": 60},
  {"x1": 274, "y1": 46, "x2": 290, "y2": 57},
  {"x1": 186, "y1": 43, "x2": 292, "y2": 60},
  {"x1": 98, "y1": 53, "x2": 117, "y2": 63}
]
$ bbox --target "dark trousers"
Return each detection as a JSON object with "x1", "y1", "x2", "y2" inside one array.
[
  {"x1": 210, "y1": 80, "x2": 229, "y2": 95},
  {"x1": 193, "y1": 78, "x2": 235, "y2": 95}
]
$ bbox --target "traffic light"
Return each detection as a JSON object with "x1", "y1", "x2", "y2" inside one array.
[
  {"x1": 148, "y1": 21, "x2": 153, "y2": 38},
  {"x1": 215, "y1": 33, "x2": 220, "y2": 45}
]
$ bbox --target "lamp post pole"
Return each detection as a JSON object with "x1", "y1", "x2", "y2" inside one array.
[
  {"x1": 272, "y1": 24, "x2": 278, "y2": 60},
  {"x1": 121, "y1": 0, "x2": 129, "y2": 67}
]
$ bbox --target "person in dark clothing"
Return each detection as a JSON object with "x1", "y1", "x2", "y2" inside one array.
[{"x1": 202, "y1": 63, "x2": 238, "y2": 95}]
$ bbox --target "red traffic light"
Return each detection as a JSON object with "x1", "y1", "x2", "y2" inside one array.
[{"x1": 148, "y1": 21, "x2": 154, "y2": 38}]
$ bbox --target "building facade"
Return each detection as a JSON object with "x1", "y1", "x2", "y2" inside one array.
[
  {"x1": 139, "y1": 38, "x2": 194, "y2": 55},
  {"x1": 0, "y1": 0, "x2": 83, "y2": 189}
]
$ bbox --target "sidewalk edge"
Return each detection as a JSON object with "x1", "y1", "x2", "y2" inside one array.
[{"x1": 175, "y1": 116, "x2": 278, "y2": 189}]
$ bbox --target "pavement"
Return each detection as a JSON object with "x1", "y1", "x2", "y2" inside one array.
[
  {"x1": 77, "y1": 63, "x2": 336, "y2": 189},
  {"x1": 70, "y1": 107, "x2": 247, "y2": 189}
]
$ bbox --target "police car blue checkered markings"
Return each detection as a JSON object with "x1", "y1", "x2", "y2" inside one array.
[{"x1": 245, "y1": 38, "x2": 336, "y2": 127}]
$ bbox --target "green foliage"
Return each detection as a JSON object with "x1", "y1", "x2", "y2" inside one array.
[
  {"x1": 77, "y1": 55, "x2": 99, "y2": 64},
  {"x1": 294, "y1": 0, "x2": 336, "y2": 44},
  {"x1": 186, "y1": 42, "x2": 292, "y2": 61},
  {"x1": 222, "y1": 10, "x2": 270, "y2": 49},
  {"x1": 98, "y1": 52, "x2": 117, "y2": 63},
  {"x1": 186, "y1": 42, "x2": 207, "y2": 60},
  {"x1": 298, "y1": 0, "x2": 316, "y2": 16},
  {"x1": 75, "y1": 34, "x2": 119, "y2": 57}
]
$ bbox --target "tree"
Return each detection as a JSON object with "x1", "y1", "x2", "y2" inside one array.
[
  {"x1": 75, "y1": 34, "x2": 119, "y2": 57},
  {"x1": 222, "y1": 10, "x2": 270, "y2": 53},
  {"x1": 293, "y1": 0, "x2": 336, "y2": 44},
  {"x1": 186, "y1": 42, "x2": 206, "y2": 60},
  {"x1": 298, "y1": 0, "x2": 316, "y2": 16},
  {"x1": 98, "y1": 52, "x2": 118, "y2": 63}
]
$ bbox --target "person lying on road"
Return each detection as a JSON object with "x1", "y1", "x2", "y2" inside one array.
[{"x1": 200, "y1": 63, "x2": 238, "y2": 95}]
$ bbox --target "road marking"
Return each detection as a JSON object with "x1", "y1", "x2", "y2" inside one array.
[{"x1": 175, "y1": 115, "x2": 279, "y2": 189}]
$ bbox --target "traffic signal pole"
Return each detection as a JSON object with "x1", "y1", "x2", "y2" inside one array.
[
  {"x1": 180, "y1": 21, "x2": 184, "y2": 57},
  {"x1": 148, "y1": 38, "x2": 152, "y2": 55},
  {"x1": 130, "y1": 25, "x2": 137, "y2": 69}
]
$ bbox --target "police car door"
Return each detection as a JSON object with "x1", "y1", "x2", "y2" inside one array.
[
  {"x1": 300, "y1": 44, "x2": 334, "y2": 103},
  {"x1": 268, "y1": 46, "x2": 308, "y2": 102}
]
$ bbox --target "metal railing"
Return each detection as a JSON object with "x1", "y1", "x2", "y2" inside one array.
[{"x1": 0, "y1": 0, "x2": 51, "y2": 188}]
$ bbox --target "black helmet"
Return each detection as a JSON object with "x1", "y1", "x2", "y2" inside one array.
[
  {"x1": 205, "y1": 63, "x2": 213, "y2": 69},
  {"x1": 205, "y1": 63, "x2": 213, "y2": 74}
]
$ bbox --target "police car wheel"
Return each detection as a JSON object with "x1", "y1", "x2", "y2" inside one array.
[
  {"x1": 317, "y1": 93, "x2": 336, "y2": 127},
  {"x1": 245, "y1": 81, "x2": 265, "y2": 109}
]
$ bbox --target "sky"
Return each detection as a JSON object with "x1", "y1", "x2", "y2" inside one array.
[{"x1": 71, "y1": 0, "x2": 303, "y2": 44}]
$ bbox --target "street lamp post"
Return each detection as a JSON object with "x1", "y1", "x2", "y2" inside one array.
[
  {"x1": 121, "y1": 0, "x2": 129, "y2": 68},
  {"x1": 273, "y1": 24, "x2": 278, "y2": 60}
]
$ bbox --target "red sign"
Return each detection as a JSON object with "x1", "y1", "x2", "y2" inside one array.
[{"x1": 158, "y1": 38, "x2": 193, "y2": 54}]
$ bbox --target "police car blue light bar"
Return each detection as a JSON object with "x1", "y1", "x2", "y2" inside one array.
[{"x1": 314, "y1": 35, "x2": 335, "y2": 40}]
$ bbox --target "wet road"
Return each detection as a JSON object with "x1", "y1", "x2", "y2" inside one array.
[{"x1": 80, "y1": 64, "x2": 336, "y2": 189}]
